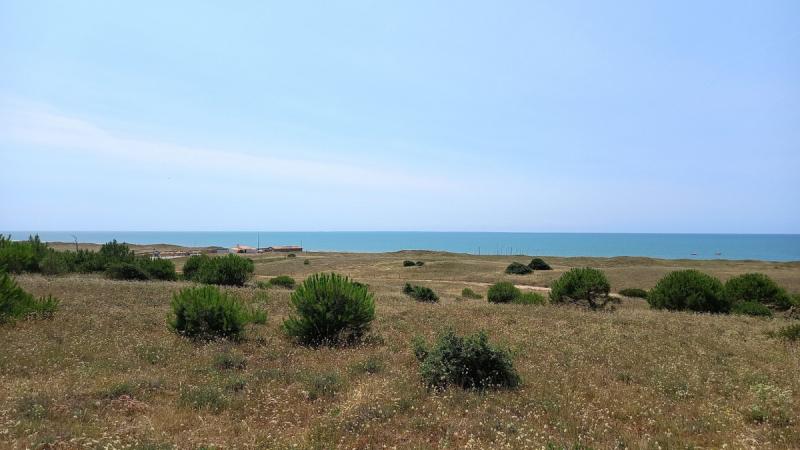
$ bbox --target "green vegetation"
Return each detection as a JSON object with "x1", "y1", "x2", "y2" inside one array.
[
  {"x1": 268, "y1": 275, "x2": 296, "y2": 289},
  {"x1": 619, "y1": 288, "x2": 648, "y2": 298},
  {"x1": 184, "y1": 254, "x2": 254, "y2": 286},
  {"x1": 724, "y1": 273, "x2": 792, "y2": 311},
  {"x1": 515, "y1": 291, "x2": 547, "y2": 305},
  {"x1": 403, "y1": 283, "x2": 439, "y2": 302},
  {"x1": 487, "y1": 281, "x2": 521, "y2": 303},
  {"x1": 771, "y1": 323, "x2": 800, "y2": 342},
  {"x1": 461, "y1": 287, "x2": 482, "y2": 299},
  {"x1": 283, "y1": 273, "x2": 375, "y2": 346},
  {"x1": 731, "y1": 301, "x2": 773, "y2": 317},
  {"x1": 106, "y1": 262, "x2": 151, "y2": 281},
  {"x1": 505, "y1": 262, "x2": 532, "y2": 275},
  {"x1": 182, "y1": 254, "x2": 209, "y2": 280},
  {"x1": 528, "y1": 257, "x2": 552, "y2": 270},
  {"x1": 168, "y1": 285, "x2": 257, "y2": 341},
  {"x1": 0, "y1": 270, "x2": 58, "y2": 323},
  {"x1": 0, "y1": 235, "x2": 50, "y2": 273},
  {"x1": 137, "y1": 258, "x2": 178, "y2": 281},
  {"x1": 413, "y1": 330, "x2": 520, "y2": 390},
  {"x1": 403, "y1": 260, "x2": 425, "y2": 267},
  {"x1": 304, "y1": 259, "x2": 310, "y2": 265},
  {"x1": 647, "y1": 270, "x2": 729, "y2": 313},
  {"x1": 549, "y1": 267, "x2": 612, "y2": 310}
]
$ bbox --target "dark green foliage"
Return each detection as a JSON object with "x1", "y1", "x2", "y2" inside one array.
[
  {"x1": 724, "y1": 273, "x2": 792, "y2": 310},
  {"x1": 487, "y1": 282, "x2": 521, "y2": 303},
  {"x1": 461, "y1": 287, "x2": 482, "y2": 299},
  {"x1": 283, "y1": 273, "x2": 375, "y2": 346},
  {"x1": 415, "y1": 261, "x2": 425, "y2": 266},
  {"x1": 106, "y1": 262, "x2": 150, "y2": 281},
  {"x1": 528, "y1": 257, "x2": 552, "y2": 270},
  {"x1": 403, "y1": 260, "x2": 417, "y2": 267},
  {"x1": 505, "y1": 262, "x2": 532, "y2": 275},
  {"x1": 73, "y1": 249, "x2": 106, "y2": 272},
  {"x1": 403, "y1": 283, "x2": 439, "y2": 302},
  {"x1": 772, "y1": 323, "x2": 800, "y2": 342},
  {"x1": 549, "y1": 268, "x2": 612, "y2": 310},
  {"x1": 39, "y1": 252, "x2": 72, "y2": 276},
  {"x1": 304, "y1": 259, "x2": 310, "y2": 265},
  {"x1": 619, "y1": 288, "x2": 648, "y2": 298},
  {"x1": 186, "y1": 254, "x2": 254, "y2": 286},
  {"x1": 137, "y1": 258, "x2": 178, "y2": 281},
  {"x1": 0, "y1": 235, "x2": 49, "y2": 273},
  {"x1": 647, "y1": 270, "x2": 729, "y2": 313},
  {"x1": 287, "y1": 253, "x2": 296, "y2": 258},
  {"x1": 731, "y1": 301, "x2": 773, "y2": 317},
  {"x1": 168, "y1": 285, "x2": 250, "y2": 341},
  {"x1": 515, "y1": 291, "x2": 547, "y2": 305},
  {"x1": 268, "y1": 275, "x2": 296, "y2": 289},
  {"x1": 0, "y1": 271, "x2": 59, "y2": 323},
  {"x1": 98, "y1": 240, "x2": 135, "y2": 265},
  {"x1": 413, "y1": 330, "x2": 520, "y2": 390}
]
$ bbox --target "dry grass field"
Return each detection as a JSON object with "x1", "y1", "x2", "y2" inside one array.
[{"x1": 2, "y1": 251, "x2": 799, "y2": 449}]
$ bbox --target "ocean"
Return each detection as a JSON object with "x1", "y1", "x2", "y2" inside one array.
[{"x1": 4, "y1": 231, "x2": 799, "y2": 262}]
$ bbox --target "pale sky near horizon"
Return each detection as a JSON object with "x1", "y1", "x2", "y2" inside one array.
[{"x1": 1, "y1": 1, "x2": 798, "y2": 233}]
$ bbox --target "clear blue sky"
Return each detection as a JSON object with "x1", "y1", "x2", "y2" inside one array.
[{"x1": 1, "y1": 1, "x2": 798, "y2": 232}]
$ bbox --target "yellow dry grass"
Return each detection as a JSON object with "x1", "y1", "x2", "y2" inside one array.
[{"x1": 1, "y1": 251, "x2": 799, "y2": 448}]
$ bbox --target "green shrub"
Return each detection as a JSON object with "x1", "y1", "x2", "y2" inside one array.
[
  {"x1": 0, "y1": 235, "x2": 48, "y2": 273},
  {"x1": 731, "y1": 301, "x2": 773, "y2": 317},
  {"x1": 514, "y1": 291, "x2": 546, "y2": 305},
  {"x1": 194, "y1": 254, "x2": 254, "y2": 286},
  {"x1": 0, "y1": 271, "x2": 59, "y2": 323},
  {"x1": 619, "y1": 288, "x2": 648, "y2": 298},
  {"x1": 268, "y1": 275, "x2": 296, "y2": 289},
  {"x1": 213, "y1": 351, "x2": 247, "y2": 370},
  {"x1": 487, "y1": 282, "x2": 521, "y2": 303},
  {"x1": 39, "y1": 252, "x2": 72, "y2": 276},
  {"x1": 772, "y1": 323, "x2": 800, "y2": 342},
  {"x1": 461, "y1": 287, "x2": 482, "y2": 299},
  {"x1": 550, "y1": 267, "x2": 612, "y2": 310},
  {"x1": 415, "y1": 261, "x2": 425, "y2": 266},
  {"x1": 647, "y1": 270, "x2": 728, "y2": 313},
  {"x1": 528, "y1": 258, "x2": 552, "y2": 270},
  {"x1": 168, "y1": 285, "x2": 251, "y2": 341},
  {"x1": 137, "y1": 258, "x2": 178, "y2": 281},
  {"x1": 283, "y1": 273, "x2": 375, "y2": 346},
  {"x1": 73, "y1": 249, "x2": 105, "y2": 272},
  {"x1": 413, "y1": 330, "x2": 520, "y2": 390},
  {"x1": 106, "y1": 262, "x2": 150, "y2": 281},
  {"x1": 287, "y1": 253, "x2": 296, "y2": 258},
  {"x1": 403, "y1": 260, "x2": 416, "y2": 267},
  {"x1": 304, "y1": 259, "x2": 310, "y2": 265},
  {"x1": 182, "y1": 254, "x2": 209, "y2": 281},
  {"x1": 403, "y1": 283, "x2": 439, "y2": 302},
  {"x1": 505, "y1": 262, "x2": 532, "y2": 275},
  {"x1": 724, "y1": 273, "x2": 792, "y2": 311},
  {"x1": 98, "y1": 240, "x2": 135, "y2": 265}
]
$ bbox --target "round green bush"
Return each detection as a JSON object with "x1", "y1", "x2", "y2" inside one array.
[
  {"x1": 461, "y1": 287, "x2": 482, "y2": 299},
  {"x1": 181, "y1": 254, "x2": 209, "y2": 281},
  {"x1": 528, "y1": 258, "x2": 552, "y2": 271},
  {"x1": 403, "y1": 283, "x2": 439, "y2": 302},
  {"x1": 268, "y1": 275, "x2": 296, "y2": 289},
  {"x1": 413, "y1": 330, "x2": 520, "y2": 390},
  {"x1": 137, "y1": 258, "x2": 178, "y2": 281},
  {"x1": 283, "y1": 273, "x2": 376, "y2": 346},
  {"x1": 724, "y1": 273, "x2": 791, "y2": 310},
  {"x1": 106, "y1": 262, "x2": 150, "y2": 281},
  {"x1": 403, "y1": 260, "x2": 417, "y2": 267},
  {"x1": 549, "y1": 267, "x2": 611, "y2": 310},
  {"x1": 39, "y1": 252, "x2": 72, "y2": 276},
  {"x1": 647, "y1": 270, "x2": 728, "y2": 313},
  {"x1": 731, "y1": 301, "x2": 773, "y2": 317},
  {"x1": 505, "y1": 262, "x2": 532, "y2": 275},
  {"x1": 195, "y1": 254, "x2": 254, "y2": 286},
  {"x1": 168, "y1": 285, "x2": 249, "y2": 340},
  {"x1": 487, "y1": 282, "x2": 521, "y2": 303}
]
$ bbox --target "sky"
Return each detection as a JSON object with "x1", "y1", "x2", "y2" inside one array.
[{"x1": 0, "y1": 1, "x2": 798, "y2": 233}]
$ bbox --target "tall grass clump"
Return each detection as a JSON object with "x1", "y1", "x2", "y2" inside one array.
[
  {"x1": 268, "y1": 275, "x2": 295, "y2": 289},
  {"x1": 771, "y1": 323, "x2": 800, "y2": 342},
  {"x1": 648, "y1": 270, "x2": 728, "y2": 313},
  {"x1": 487, "y1": 282, "x2": 521, "y2": 303},
  {"x1": 413, "y1": 330, "x2": 520, "y2": 390},
  {"x1": 549, "y1": 267, "x2": 612, "y2": 310},
  {"x1": 0, "y1": 271, "x2": 58, "y2": 323},
  {"x1": 283, "y1": 273, "x2": 375, "y2": 346},
  {"x1": 461, "y1": 287, "x2": 482, "y2": 299},
  {"x1": 505, "y1": 262, "x2": 532, "y2": 275},
  {"x1": 528, "y1": 257, "x2": 552, "y2": 270},
  {"x1": 724, "y1": 273, "x2": 792, "y2": 311},
  {"x1": 169, "y1": 285, "x2": 256, "y2": 341},
  {"x1": 515, "y1": 291, "x2": 547, "y2": 305},
  {"x1": 403, "y1": 283, "x2": 439, "y2": 302}
]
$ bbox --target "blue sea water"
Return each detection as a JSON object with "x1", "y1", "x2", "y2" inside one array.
[{"x1": 4, "y1": 231, "x2": 800, "y2": 261}]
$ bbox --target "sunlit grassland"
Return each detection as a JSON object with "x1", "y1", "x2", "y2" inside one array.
[{"x1": 1, "y1": 251, "x2": 799, "y2": 448}]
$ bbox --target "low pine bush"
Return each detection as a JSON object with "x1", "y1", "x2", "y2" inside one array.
[
  {"x1": 528, "y1": 258, "x2": 552, "y2": 270},
  {"x1": 192, "y1": 254, "x2": 255, "y2": 286},
  {"x1": 648, "y1": 270, "x2": 729, "y2": 313},
  {"x1": 106, "y1": 262, "x2": 150, "y2": 281},
  {"x1": 461, "y1": 287, "x2": 482, "y2": 299},
  {"x1": 303, "y1": 259, "x2": 310, "y2": 265},
  {"x1": 731, "y1": 301, "x2": 773, "y2": 317},
  {"x1": 505, "y1": 262, "x2": 532, "y2": 275},
  {"x1": 724, "y1": 273, "x2": 792, "y2": 310},
  {"x1": 0, "y1": 235, "x2": 48, "y2": 274},
  {"x1": 39, "y1": 252, "x2": 72, "y2": 276},
  {"x1": 268, "y1": 275, "x2": 296, "y2": 289},
  {"x1": 487, "y1": 282, "x2": 521, "y2": 303},
  {"x1": 413, "y1": 330, "x2": 520, "y2": 390},
  {"x1": 415, "y1": 261, "x2": 425, "y2": 266},
  {"x1": 168, "y1": 285, "x2": 254, "y2": 341},
  {"x1": 137, "y1": 258, "x2": 178, "y2": 281},
  {"x1": 403, "y1": 260, "x2": 417, "y2": 267},
  {"x1": 0, "y1": 271, "x2": 59, "y2": 323},
  {"x1": 619, "y1": 288, "x2": 648, "y2": 298},
  {"x1": 283, "y1": 273, "x2": 375, "y2": 346},
  {"x1": 403, "y1": 283, "x2": 439, "y2": 302},
  {"x1": 182, "y1": 254, "x2": 209, "y2": 281},
  {"x1": 98, "y1": 240, "x2": 135, "y2": 266},
  {"x1": 515, "y1": 291, "x2": 546, "y2": 305},
  {"x1": 549, "y1": 267, "x2": 612, "y2": 310}
]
